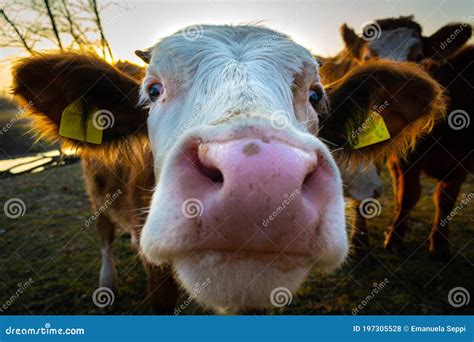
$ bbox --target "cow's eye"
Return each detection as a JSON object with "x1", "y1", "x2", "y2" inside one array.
[
  {"x1": 309, "y1": 88, "x2": 323, "y2": 108},
  {"x1": 148, "y1": 83, "x2": 163, "y2": 101}
]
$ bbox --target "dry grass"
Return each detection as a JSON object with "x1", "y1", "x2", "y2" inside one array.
[{"x1": 0, "y1": 124, "x2": 472, "y2": 315}]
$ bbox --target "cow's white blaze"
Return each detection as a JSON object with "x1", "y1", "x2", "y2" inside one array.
[
  {"x1": 369, "y1": 27, "x2": 423, "y2": 61},
  {"x1": 342, "y1": 163, "x2": 382, "y2": 200}
]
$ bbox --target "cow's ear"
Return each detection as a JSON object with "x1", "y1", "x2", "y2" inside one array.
[
  {"x1": 321, "y1": 60, "x2": 446, "y2": 164},
  {"x1": 12, "y1": 53, "x2": 148, "y2": 162},
  {"x1": 423, "y1": 23, "x2": 472, "y2": 60},
  {"x1": 341, "y1": 24, "x2": 365, "y2": 60},
  {"x1": 135, "y1": 48, "x2": 151, "y2": 64}
]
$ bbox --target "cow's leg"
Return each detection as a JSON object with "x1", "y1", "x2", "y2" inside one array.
[
  {"x1": 97, "y1": 215, "x2": 118, "y2": 293},
  {"x1": 384, "y1": 158, "x2": 421, "y2": 254},
  {"x1": 141, "y1": 258, "x2": 180, "y2": 314},
  {"x1": 351, "y1": 202, "x2": 371, "y2": 259},
  {"x1": 429, "y1": 178, "x2": 464, "y2": 260}
]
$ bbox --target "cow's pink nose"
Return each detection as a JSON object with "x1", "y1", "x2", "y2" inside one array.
[
  {"x1": 196, "y1": 139, "x2": 317, "y2": 189},
  {"x1": 175, "y1": 138, "x2": 331, "y2": 255}
]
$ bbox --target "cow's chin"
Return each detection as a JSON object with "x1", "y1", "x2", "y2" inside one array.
[{"x1": 173, "y1": 251, "x2": 311, "y2": 312}]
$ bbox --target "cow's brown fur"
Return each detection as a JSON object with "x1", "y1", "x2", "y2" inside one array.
[
  {"x1": 385, "y1": 45, "x2": 474, "y2": 259},
  {"x1": 372, "y1": 16, "x2": 422, "y2": 35},
  {"x1": 13, "y1": 53, "x2": 180, "y2": 313},
  {"x1": 114, "y1": 60, "x2": 146, "y2": 81},
  {"x1": 317, "y1": 50, "x2": 358, "y2": 85},
  {"x1": 321, "y1": 60, "x2": 446, "y2": 168},
  {"x1": 13, "y1": 53, "x2": 149, "y2": 164},
  {"x1": 323, "y1": 16, "x2": 473, "y2": 259},
  {"x1": 82, "y1": 151, "x2": 180, "y2": 313}
]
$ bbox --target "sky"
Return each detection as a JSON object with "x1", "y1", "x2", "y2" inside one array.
[{"x1": 1, "y1": 0, "x2": 473, "y2": 95}]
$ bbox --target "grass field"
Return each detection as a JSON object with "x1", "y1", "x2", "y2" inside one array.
[{"x1": 0, "y1": 119, "x2": 473, "y2": 315}]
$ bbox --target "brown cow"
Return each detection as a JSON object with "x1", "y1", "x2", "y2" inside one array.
[
  {"x1": 12, "y1": 25, "x2": 445, "y2": 313},
  {"x1": 322, "y1": 16, "x2": 473, "y2": 259}
]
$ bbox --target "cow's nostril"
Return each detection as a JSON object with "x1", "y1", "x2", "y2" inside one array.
[
  {"x1": 195, "y1": 148, "x2": 224, "y2": 183},
  {"x1": 303, "y1": 168, "x2": 317, "y2": 186},
  {"x1": 302, "y1": 157, "x2": 318, "y2": 186}
]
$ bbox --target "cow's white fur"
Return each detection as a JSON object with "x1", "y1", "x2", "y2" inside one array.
[
  {"x1": 139, "y1": 25, "x2": 348, "y2": 310},
  {"x1": 369, "y1": 28, "x2": 422, "y2": 61},
  {"x1": 142, "y1": 26, "x2": 318, "y2": 162},
  {"x1": 342, "y1": 163, "x2": 382, "y2": 200}
]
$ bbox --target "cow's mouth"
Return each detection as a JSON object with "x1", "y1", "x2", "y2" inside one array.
[
  {"x1": 179, "y1": 248, "x2": 313, "y2": 269},
  {"x1": 173, "y1": 250, "x2": 312, "y2": 310}
]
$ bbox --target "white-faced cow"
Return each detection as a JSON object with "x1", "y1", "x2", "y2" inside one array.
[
  {"x1": 321, "y1": 16, "x2": 473, "y2": 260},
  {"x1": 13, "y1": 25, "x2": 445, "y2": 313}
]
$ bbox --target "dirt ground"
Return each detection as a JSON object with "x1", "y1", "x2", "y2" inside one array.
[{"x1": 0, "y1": 115, "x2": 473, "y2": 315}]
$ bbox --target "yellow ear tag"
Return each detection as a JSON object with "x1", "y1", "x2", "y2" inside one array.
[
  {"x1": 350, "y1": 111, "x2": 391, "y2": 149},
  {"x1": 59, "y1": 101, "x2": 103, "y2": 144}
]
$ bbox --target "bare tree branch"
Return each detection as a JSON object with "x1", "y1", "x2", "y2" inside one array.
[
  {"x1": 43, "y1": 0, "x2": 63, "y2": 50},
  {"x1": 0, "y1": 0, "x2": 119, "y2": 59},
  {"x1": 0, "y1": 8, "x2": 35, "y2": 54},
  {"x1": 89, "y1": 0, "x2": 113, "y2": 60},
  {"x1": 60, "y1": 0, "x2": 85, "y2": 48}
]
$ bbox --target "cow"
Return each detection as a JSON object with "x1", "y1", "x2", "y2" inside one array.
[
  {"x1": 114, "y1": 60, "x2": 146, "y2": 81},
  {"x1": 12, "y1": 25, "x2": 445, "y2": 313},
  {"x1": 321, "y1": 16, "x2": 473, "y2": 259}
]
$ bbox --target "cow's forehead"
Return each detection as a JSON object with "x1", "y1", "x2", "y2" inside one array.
[
  {"x1": 369, "y1": 27, "x2": 421, "y2": 60},
  {"x1": 147, "y1": 25, "x2": 318, "y2": 81}
]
